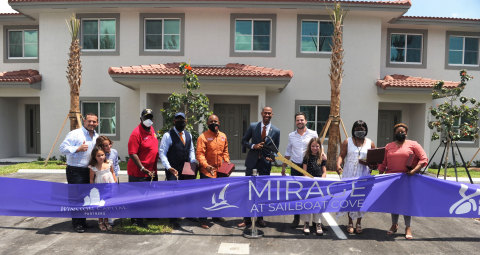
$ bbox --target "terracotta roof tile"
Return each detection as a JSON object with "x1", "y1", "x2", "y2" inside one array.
[
  {"x1": 376, "y1": 74, "x2": 459, "y2": 89},
  {"x1": 8, "y1": 0, "x2": 411, "y2": 6},
  {"x1": 401, "y1": 16, "x2": 480, "y2": 22},
  {"x1": 108, "y1": 63, "x2": 294, "y2": 78},
  {"x1": 0, "y1": 69, "x2": 42, "y2": 84}
]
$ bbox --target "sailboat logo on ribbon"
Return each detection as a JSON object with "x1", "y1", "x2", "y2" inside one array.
[
  {"x1": 203, "y1": 184, "x2": 239, "y2": 211},
  {"x1": 449, "y1": 184, "x2": 480, "y2": 215}
]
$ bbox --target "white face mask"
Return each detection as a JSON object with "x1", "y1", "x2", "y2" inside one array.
[{"x1": 142, "y1": 119, "x2": 153, "y2": 127}]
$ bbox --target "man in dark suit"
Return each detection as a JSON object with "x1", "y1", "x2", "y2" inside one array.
[{"x1": 238, "y1": 106, "x2": 280, "y2": 228}]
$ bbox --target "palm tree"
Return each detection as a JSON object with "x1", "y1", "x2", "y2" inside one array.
[
  {"x1": 66, "y1": 14, "x2": 82, "y2": 130},
  {"x1": 326, "y1": 3, "x2": 346, "y2": 170}
]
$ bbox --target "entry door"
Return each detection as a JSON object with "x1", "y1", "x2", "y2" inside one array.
[
  {"x1": 26, "y1": 104, "x2": 41, "y2": 154},
  {"x1": 377, "y1": 110, "x2": 401, "y2": 147},
  {"x1": 214, "y1": 104, "x2": 250, "y2": 160}
]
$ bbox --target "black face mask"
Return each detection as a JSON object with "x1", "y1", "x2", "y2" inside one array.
[
  {"x1": 175, "y1": 121, "x2": 186, "y2": 131},
  {"x1": 395, "y1": 132, "x2": 406, "y2": 142},
  {"x1": 208, "y1": 123, "x2": 219, "y2": 132},
  {"x1": 354, "y1": 131, "x2": 366, "y2": 139}
]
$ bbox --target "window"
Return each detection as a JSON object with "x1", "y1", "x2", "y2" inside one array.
[
  {"x1": 448, "y1": 36, "x2": 479, "y2": 66},
  {"x1": 445, "y1": 31, "x2": 480, "y2": 70},
  {"x1": 145, "y1": 19, "x2": 180, "y2": 50},
  {"x1": 299, "y1": 105, "x2": 331, "y2": 137},
  {"x1": 82, "y1": 19, "x2": 116, "y2": 50},
  {"x1": 140, "y1": 13, "x2": 185, "y2": 56},
  {"x1": 80, "y1": 97, "x2": 120, "y2": 139},
  {"x1": 77, "y1": 13, "x2": 120, "y2": 55},
  {"x1": 386, "y1": 29, "x2": 427, "y2": 68},
  {"x1": 300, "y1": 20, "x2": 333, "y2": 53},
  {"x1": 3, "y1": 25, "x2": 39, "y2": 63},
  {"x1": 230, "y1": 14, "x2": 276, "y2": 57},
  {"x1": 390, "y1": 33, "x2": 422, "y2": 63},
  {"x1": 235, "y1": 19, "x2": 271, "y2": 52}
]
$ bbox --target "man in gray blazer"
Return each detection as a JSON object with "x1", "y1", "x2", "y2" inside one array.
[{"x1": 238, "y1": 106, "x2": 280, "y2": 228}]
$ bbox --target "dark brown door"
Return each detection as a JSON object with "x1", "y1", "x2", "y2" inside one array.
[
  {"x1": 214, "y1": 104, "x2": 249, "y2": 160},
  {"x1": 26, "y1": 104, "x2": 41, "y2": 154},
  {"x1": 377, "y1": 110, "x2": 401, "y2": 147}
]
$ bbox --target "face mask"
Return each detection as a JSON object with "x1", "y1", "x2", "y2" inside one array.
[
  {"x1": 354, "y1": 131, "x2": 366, "y2": 138},
  {"x1": 142, "y1": 119, "x2": 153, "y2": 128},
  {"x1": 395, "y1": 132, "x2": 406, "y2": 142},
  {"x1": 175, "y1": 121, "x2": 186, "y2": 131},
  {"x1": 208, "y1": 123, "x2": 219, "y2": 132}
]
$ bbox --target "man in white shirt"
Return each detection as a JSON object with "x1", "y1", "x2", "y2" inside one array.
[{"x1": 281, "y1": 112, "x2": 325, "y2": 228}]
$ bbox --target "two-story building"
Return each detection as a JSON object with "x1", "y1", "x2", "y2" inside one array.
[{"x1": 0, "y1": 0, "x2": 479, "y2": 165}]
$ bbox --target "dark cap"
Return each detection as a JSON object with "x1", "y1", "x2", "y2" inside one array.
[
  {"x1": 174, "y1": 112, "x2": 186, "y2": 119},
  {"x1": 141, "y1": 108, "x2": 153, "y2": 118}
]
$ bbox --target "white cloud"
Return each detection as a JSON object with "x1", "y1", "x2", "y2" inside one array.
[{"x1": 0, "y1": 0, "x2": 16, "y2": 13}]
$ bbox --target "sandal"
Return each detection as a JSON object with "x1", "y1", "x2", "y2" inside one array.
[
  {"x1": 104, "y1": 222, "x2": 113, "y2": 231},
  {"x1": 98, "y1": 221, "x2": 107, "y2": 231},
  {"x1": 405, "y1": 227, "x2": 413, "y2": 240},
  {"x1": 386, "y1": 224, "x2": 398, "y2": 235},
  {"x1": 355, "y1": 223, "x2": 363, "y2": 234},
  {"x1": 347, "y1": 223, "x2": 354, "y2": 234}
]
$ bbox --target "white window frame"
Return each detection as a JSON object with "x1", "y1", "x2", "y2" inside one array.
[
  {"x1": 390, "y1": 33, "x2": 423, "y2": 64},
  {"x1": 144, "y1": 18, "x2": 181, "y2": 52},
  {"x1": 7, "y1": 29, "x2": 38, "y2": 59},
  {"x1": 234, "y1": 18, "x2": 272, "y2": 53},
  {"x1": 448, "y1": 35, "x2": 480, "y2": 67},
  {"x1": 300, "y1": 19, "x2": 332, "y2": 54},
  {"x1": 81, "y1": 18, "x2": 117, "y2": 52}
]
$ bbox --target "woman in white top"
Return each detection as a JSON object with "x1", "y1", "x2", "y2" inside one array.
[{"x1": 336, "y1": 120, "x2": 376, "y2": 234}]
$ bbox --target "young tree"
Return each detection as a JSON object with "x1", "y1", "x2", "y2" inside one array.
[
  {"x1": 326, "y1": 3, "x2": 346, "y2": 170},
  {"x1": 159, "y1": 63, "x2": 212, "y2": 141},
  {"x1": 428, "y1": 70, "x2": 479, "y2": 177},
  {"x1": 66, "y1": 14, "x2": 82, "y2": 130}
]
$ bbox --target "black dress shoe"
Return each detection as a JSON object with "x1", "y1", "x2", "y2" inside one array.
[
  {"x1": 74, "y1": 225, "x2": 85, "y2": 233},
  {"x1": 256, "y1": 219, "x2": 267, "y2": 228}
]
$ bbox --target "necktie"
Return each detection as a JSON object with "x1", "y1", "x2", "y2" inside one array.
[
  {"x1": 179, "y1": 132, "x2": 185, "y2": 145},
  {"x1": 261, "y1": 126, "x2": 267, "y2": 142}
]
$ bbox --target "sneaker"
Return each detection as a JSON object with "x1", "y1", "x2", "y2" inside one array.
[
  {"x1": 303, "y1": 223, "x2": 310, "y2": 235},
  {"x1": 74, "y1": 225, "x2": 85, "y2": 233},
  {"x1": 316, "y1": 223, "x2": 323, "y2": 236}
]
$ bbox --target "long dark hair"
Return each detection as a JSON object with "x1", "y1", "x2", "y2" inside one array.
[
  {"x1": 88, "y1": 146, "x2": 107, "y2": 167},
  {"x1": 303, "y1": 137, "x2": 323, "y2": 165}
]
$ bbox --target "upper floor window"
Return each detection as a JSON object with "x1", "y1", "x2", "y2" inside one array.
[
  {"x1": 144, "y1": 19, "x2": 180, "y2": 51},
  {"x1": 140, "y1": 13, "x2": 185, "y2": 56},
  {"x1": 235, "y1": 19, "x2": 271, "y2": 52},
  {"x1": 448, "y1": 36, "x2": 479, "y2": 66},
  {"x1": 301, "y1": 20, "x2": 333, "y2": 53},
  {"x1": 82, "y1": 19, "x2": 116, "y2": 50},
  {"x1": 387, "y1": 29, "x2": 427, "y2": 68},
  {"x1": 230, "y1": 14, "x2": 276, "y2": 57},
  {"x1": 3, "y1": 25, "x2": 39, "y2": 63},
  {"x1": 77, "y1": 13, "x2": 120, "y2": 56},
  {"x1": 8, "y1": 29, "x2": 38, "y2": 59},
  {"x1": 390, "y1": 33, "x2": 422, "y2": 63},
  {"x1": 445, "y1": 31, "x2": 480, "y2": 70},
  {"x1": 386, "y1": 28, "x2": 428, "y2": 68}
]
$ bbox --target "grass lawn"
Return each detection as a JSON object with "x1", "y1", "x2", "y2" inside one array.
[
  {"x1": 426, "y1": 167, "x2": 480, "y2": 178},
  {"x1": 112, "y1": 218, "x2": 172, "y2": 234},
  {"x1": 0, "y1": 161, "x2": 67, "y2": 176}
]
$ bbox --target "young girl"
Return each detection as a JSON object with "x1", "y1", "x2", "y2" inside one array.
[
  {"x1": 89, "y1": 146, "x2": 117, "y2": 231},
  {"x1": 96, "y1": 136, "x2": 120, "y2": 183},
  {"x1": 301, "y1": 137, "x2": 327, "y2": 235}
]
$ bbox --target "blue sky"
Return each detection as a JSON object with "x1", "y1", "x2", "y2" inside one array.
[{"x1": 1, "y1": 0, "x2": 480, "y2": 18}]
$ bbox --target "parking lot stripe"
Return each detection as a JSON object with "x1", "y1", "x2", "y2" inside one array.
[{"x1": 322, "y1": 213, "x2": 347, "y2": 240}]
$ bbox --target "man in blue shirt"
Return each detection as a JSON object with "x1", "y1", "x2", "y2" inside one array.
[{"x1": 59, "y1": 113, "x2": 99, "y2": 233}]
